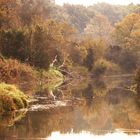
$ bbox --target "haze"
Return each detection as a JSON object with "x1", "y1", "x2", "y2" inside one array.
[{"x1": 55, "y1": 0, "x2": 140, "y2": 6}]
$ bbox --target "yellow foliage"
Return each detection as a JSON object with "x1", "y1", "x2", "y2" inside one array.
[{"x1": 114, "y1": 13, "x2": 140, "y2": 50}]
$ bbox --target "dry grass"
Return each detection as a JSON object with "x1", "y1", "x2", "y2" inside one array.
[{"x1": 0, "y1": 58, "x2": 37, "y2": 94}]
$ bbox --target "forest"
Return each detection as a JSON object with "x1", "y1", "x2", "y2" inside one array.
[{"x1": 0, "y1": 0, "x2": 140, "y2": 137}]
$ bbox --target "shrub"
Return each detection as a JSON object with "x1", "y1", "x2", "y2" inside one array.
[
  {"x1": 0, "y1": 26, "x2": 50, "y2": 69},
  {"x1": 0, "y1": 95, "x2": 15, "y2": 113},
  {"x1": 45, "y1": 67, "x2": 64, "y2": 80},
  {"x1": 84, "y1": 48, "x2": 94, "y2": 71},
  {"x1": 0, "y1": 29, "x2": 28, "y2": 61},
  {"x1": 107, "y1": 46, "x2": 139, "y2": 73},
  {"x1": 0, "y1": 110, "x2": 27, "y2": 127},
  {"x1": 0, "y1": 58, "x2": 36, "y2": 84},
  {"x1": 118, "y1": 49, "x2": 138, "y2": 73},
  {"x1": 93, "y1": 59, "x2": 119, "y2": 77},
  {"x1": 0, "y1": 83, "x2": 28, "y2": 115}
]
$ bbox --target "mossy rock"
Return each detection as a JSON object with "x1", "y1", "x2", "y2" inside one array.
[{"x1": 0, "y1": 83, "x2": 28, "y2": 114}]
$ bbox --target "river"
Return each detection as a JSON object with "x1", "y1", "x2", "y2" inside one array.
[{"x1": 0, "y1": 75, "x2": 140, "y2": 140}]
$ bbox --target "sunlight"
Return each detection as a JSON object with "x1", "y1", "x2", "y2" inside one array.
[
  {"x1": 55, "y1": 0, "x2": 140, "y2": 6},
  {"x1": 47, "y1": 132, "x2": 140, "y2": 140},
  {"x1": 0, "y1": 0, "x2": 140, "y2": 139}
]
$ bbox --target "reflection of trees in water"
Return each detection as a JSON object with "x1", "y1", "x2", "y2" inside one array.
[
  {"x1": 79, "y1": 98, "x2": 110, "y2": 130},
  {"x1": 34, "y1": 77, "x2": 120, "y2": 101},
  {"x1": 106, "y1": 90, "x2": 140, "y2": 129},
  {"x1": 6, "y1": 106, "x2": 75, "y2": 139},
  {"x1": 93, "y1": 80, "x2": 107, "y2": 97},
  {"x1": 2, "y1": 91, "x2": 140, "y2": 138},
  {"x1": 1, "y1": 77, "x2": 140, "y2": 138},
  {"x1": 70, "y1": 77, "x2": 123, "y2": 100},
  {"x1": 82, "y1": 84, "x2": 94, "y2": 106},
  {"x1": 0, "y1": 110, "x2": 27, "y2": 128},
  {"x1": 92, "y1": 78, "x2": 126, "y2": 97}
]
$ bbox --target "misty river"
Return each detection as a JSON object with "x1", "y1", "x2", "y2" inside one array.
[{"x1": 0, "y1": 75, "x2": 140, "y2": 140}]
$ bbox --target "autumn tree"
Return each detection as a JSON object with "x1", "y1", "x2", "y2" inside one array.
[
  {"x1": 112, "y1": 13, "x2": 140, "y2": 72},
  {"x1": 0, "y1": 28, "x2": 28, "y2": 61},
  {"x1": 84, "y1": 13, "x2": 113, "y2": 43},
  {"x1": 84, "y1": 48, "x2": 94, "y2": 71},
  {"x1": 63, "y1": 4, "x2": 95, "y2": 32},
  {"x1": 30, "y1": 24, "x2": 49, "y2": 69},
  {"x1": 0, "y1": 0, "x2": 21, "y2": 29},
  {"x1": 82, "y1": 38, "x2": 106, "y2": 71},
  {"x1": 28, "y1": 19, "x2": 76, "y2": 69},
  {"x1": 19, "y1": 0, "x2": 53, "y2": 26},
  {"x1": 90, "y1": 3, "x2": 129, "y2": 25},
  {"x1": 127, "y1": 3, "x2": 140, "y2": 14},
  {"x1": 114, "y1": 13, "x2": 140, "y2": 50}
]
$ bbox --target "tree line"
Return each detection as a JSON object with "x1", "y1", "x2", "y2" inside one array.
[{"x1": 0, "y1": 0, "x2": 140, "y2": 77}]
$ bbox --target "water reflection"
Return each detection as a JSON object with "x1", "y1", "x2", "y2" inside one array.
[
  {"x1": 0, "y1": 76, "x2": 140, "y2": 139},
  {"x1": 0, "y1": 110, "x2": 27, "y2": 127}
]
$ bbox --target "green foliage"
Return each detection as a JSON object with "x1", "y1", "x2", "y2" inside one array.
[
  {"x1": 0, "y1": 24, "x2": 51, "y2": 69},
  {"x1": 47, "y1": 68, "x2": 64, "y2": 80},
  {"x1": 0, "y1": 29, "x2": 27, "y2": 61},
  {"x1": 30, "y1": 24, "x2": 50, "y2": 69},
  {"x1": 0, "y1": 83, "x2": 28, "y2": 114}
]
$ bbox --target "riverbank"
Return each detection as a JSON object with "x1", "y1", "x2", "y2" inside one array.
[
  {"x1": 0, "y1": 58, "x2": 64, "y2": 115},
  {"x1": 0, "y1": 83, "x2": 28, "y2": 115}
]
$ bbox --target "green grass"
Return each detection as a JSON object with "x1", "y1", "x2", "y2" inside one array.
[{"x1": 47, "y1": 67, "x2": 64, "y2": 79}]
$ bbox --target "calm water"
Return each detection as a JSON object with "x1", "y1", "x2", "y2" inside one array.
[{"x1": 0, "y1": 76, "x2": 140, "y2": 140}]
